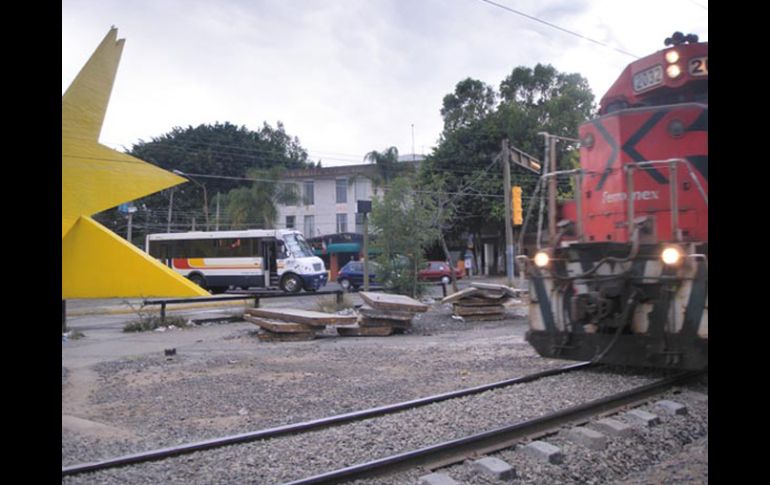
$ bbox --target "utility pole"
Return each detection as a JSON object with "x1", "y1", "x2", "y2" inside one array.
[
  {"x1": 202, "y1": 186, "x2": 210, "y2": 231},
  {"x1": 215, "y1": 192, "x2": 220, "y2": 231},
  {"x1": 411, "y1": 124, "x2": 415, "y2": 161},
  {"x1": 548, "y1": 135, "x2": 557, "y2": 241},
  {"x1": 363, "y1": 213, "x2": 369, "y2": 291},
  {"x1": 358, "y1": 200, "x2": 372, "y2": 291},
  {"x1": 126, "y1": 212, "x2": 133, "y2": 243},
  {"x1": 120, "y1": 202, "x2": 136, "y2": 243},
  {"x1": 539, "y1": 133, "x2": 558, "y2": 242},
  {"x1": 167, "y1": 188, "x2": 174, "y2": 232},
  {"x1": 502, "y1": 139, "x2": 515, "y2": 287}
]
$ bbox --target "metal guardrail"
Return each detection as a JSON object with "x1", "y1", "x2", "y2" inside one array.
[
  {"x1": 141, "y1": 283, "x2": 449, "y2": 325},
  {"x1": 143, "y1": 290, "x2": 347, "y2": 324}
]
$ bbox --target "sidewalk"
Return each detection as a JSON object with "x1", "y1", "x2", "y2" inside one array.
[{"x1": 64, "y1": 296, "x2": 258, "y2": 317}]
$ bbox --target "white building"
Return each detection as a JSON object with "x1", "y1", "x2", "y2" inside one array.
[{"x1": 275, "y1": 158, "x2": 422, "y2": 238}]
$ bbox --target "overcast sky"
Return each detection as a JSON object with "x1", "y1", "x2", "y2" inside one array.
[{"x1": 62, "y1": 0, "x2": 708, "y2": 167}]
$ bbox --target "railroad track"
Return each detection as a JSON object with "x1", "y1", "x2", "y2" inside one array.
[
  {"x1": 62, "y1": 364, "x2": 704, "y2": 483},
  {"x1": 62, "y1": 362, "x2": 590, "y2": 477},
  {"x1": 283, "y1": 370, "x2": 702, "y2": 484}
]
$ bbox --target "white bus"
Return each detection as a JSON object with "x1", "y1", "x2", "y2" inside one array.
[{"x1": 145, "y1": 229, "x2": 328, "y2": 293}]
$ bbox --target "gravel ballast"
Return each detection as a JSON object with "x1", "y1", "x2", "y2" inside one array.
[{"x1": 62, "y1": 298, "x2": 707, "y2": 484}]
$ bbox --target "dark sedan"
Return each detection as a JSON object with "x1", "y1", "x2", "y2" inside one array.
[{"x1": 336, "y1": 261, "x2": 379, "y2": 291}]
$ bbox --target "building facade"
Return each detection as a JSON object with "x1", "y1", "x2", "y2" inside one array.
[
  {"x1": 275, "y1": 158, "x2": 422, "y2": 238},
  {"x1": 275, "y1": 159, "x2": 422, "y2": 280},
  {"x1": 275, "y1": 163, "x2": 381, "y2": 238}
]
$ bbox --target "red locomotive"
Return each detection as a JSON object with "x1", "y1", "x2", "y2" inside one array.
[{"x1": 523, "y1": 33, "x2": 708, "y2": 369}]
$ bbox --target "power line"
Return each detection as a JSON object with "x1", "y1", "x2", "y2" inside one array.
[
  {"x1": 475, "y1": 0, "x2": 640, "y2": 59},
  {"x1": 63, "y1": 142, "x2": 558, "y2": 179}
]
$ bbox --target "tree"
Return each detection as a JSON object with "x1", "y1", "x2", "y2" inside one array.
[
  {"x1": 364, "y1": 146, "x2": 400, "y2": 185},
  {"x1": 499, "y1": 64, "x2": 594, "y2": 140},
  {"x1": 423, "y1": 64, "x2": 595, "y2": 255},
  {"x1": 130, "y1": 121, "x2": 308, "y2": 196},
  {"x1": 419, "y1": 173, "x2": 460, "y2": 290},
  {"x1": 224, "y1": 167, "x2": 300, "y2": 229},
  {"x1": 369, "y1": 177, "x2": 438, "y2": 298},
  {"x1": 94, "y1": 121, "x2": 311, "y2": 238},
  {"x1": 440, "y1": 78, "x2": 496, "y2": 132}
]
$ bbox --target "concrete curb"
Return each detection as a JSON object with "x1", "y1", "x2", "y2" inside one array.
[{"x1": 66, "y1": 299, "x2": 255, "y2": 317}]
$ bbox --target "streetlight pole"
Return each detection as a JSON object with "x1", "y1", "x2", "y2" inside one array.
[{"x1": 173, "y1": 170, "x2": 209, "y2": 230}]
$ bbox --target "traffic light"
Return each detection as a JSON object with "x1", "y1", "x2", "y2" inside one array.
[{"x1": 512, "y1": 186, "x2": 523, "y2": 225}]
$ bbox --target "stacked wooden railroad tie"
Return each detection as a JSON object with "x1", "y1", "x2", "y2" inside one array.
[
  {"x1": 441, "y1": 282, "x2": 523, "y2": 321},
  {"x1": 244, "y1": 308, "x2": 357, "y2": 341},
  {"x1": 338, "y1": 292, "x2": 429, "y2": 337}
]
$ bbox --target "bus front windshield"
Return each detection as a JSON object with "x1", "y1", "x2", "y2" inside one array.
[{"x1": 283, "y1": 233, "x2": 316, "y2": 258}]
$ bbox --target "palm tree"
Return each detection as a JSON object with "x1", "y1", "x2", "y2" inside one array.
[
  {"x1": 364, "y1": 146, "x2": 399, "y2": 186},
  {"x1": 225, "y1": 167, "x2": 299, "y2": 229}
]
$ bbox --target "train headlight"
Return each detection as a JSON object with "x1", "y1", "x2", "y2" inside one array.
[
  {"x1": 661, "y1": 245, "x2": 684, "y2": 266},
  {"x1": 666, "y1": 64, "x2": 682, "y2": 79},
  {"x1": 665, "y1": 50, "x2": 679, "y2": 63},
  {"x1": 533, "y1": 251, "x2": 550, "y2": 268}
]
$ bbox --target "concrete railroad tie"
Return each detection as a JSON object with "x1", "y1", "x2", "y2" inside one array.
[
  {"x1": 592, "y1": 418, "x2": 634, "y2": 437},
  {"x1": 567, "y1": 427, "x2": 608, "y2": 450},
  {"x1": 522, "y1": 440, "x2": 564, "y2": 464},
  {"x1": 472, "y1": 456, "x2": 517, "y2": 480},
  {"x1": 624, "y1": 409, "x2": 661, "y2": 427},
  {"x1": 418, "y1": 472, "x2": 460, "y2": 485},
  {"x1": 654, "y1": 400, "x2": 688, "y2": 416}
]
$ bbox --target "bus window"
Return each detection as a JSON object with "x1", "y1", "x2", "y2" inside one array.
[
  {"x1": 213, "y1": 238, "x2": 251, "y2": 257},
  {"x1": 277, "y1": 240, "x2": 287, "y2": 259},
  {"x1": 283, "y1": 233, "x2": 315, "y2": 258}
]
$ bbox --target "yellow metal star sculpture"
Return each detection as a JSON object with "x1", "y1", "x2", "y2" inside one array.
[{"x1": 62, "y1": 28, "x2": 207, "y2": 298}]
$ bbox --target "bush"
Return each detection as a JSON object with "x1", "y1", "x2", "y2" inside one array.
[
  {"x1": 123, "y1": 315, "x2": 190, "y2": 333},
  {"x1": 122, "y1": 301, "x2": 190, "y2": 332},
  {"x1": 375, "y1": 255, "x2": 429, "y2": 298}
]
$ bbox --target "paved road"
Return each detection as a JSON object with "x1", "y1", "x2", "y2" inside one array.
[{"x1": 64, "y1": 276, "x2": 519, "y2": 316}]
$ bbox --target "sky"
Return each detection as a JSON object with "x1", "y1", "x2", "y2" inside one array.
[{"x1": 62, "y1": 0, "x2": 708, "y2": 167}]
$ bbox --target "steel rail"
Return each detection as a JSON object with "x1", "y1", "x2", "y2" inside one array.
[
  {"x1": 281, "y1": 370, "x2": 702, "y2": 485},
  {"x1": 62, "y1": 362, "x2": 592, "y2": 477}
]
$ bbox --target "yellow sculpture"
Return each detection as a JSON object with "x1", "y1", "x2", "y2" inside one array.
[{"x1": 62, "y1": 28, "x2": 207, "y2": 298}]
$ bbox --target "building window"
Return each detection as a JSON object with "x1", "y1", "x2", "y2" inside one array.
[
  {"x1": 355, "y1": 212, "x2": 364, "y2": 234},
  {"x1": 304, "y1": 215, "x2": 315, "y2": 237},
  {"x1": 285, "y1": 215, "x2": 295, "y2": 229},
  {"x1": 336, "y1": 213, "x2": 347, "y2": 233},
  {"x1": 303, "y1": 180, "x2": 314, "y2": 205},
  {"x1": 336, "y1": 179, "x2": 347, "y2": 203},
  {"x1": 288, "y1": 183, "x2": 300, "y2": 206},
  {"x1": 355, "y1": 179, "x2": 368, "y2": 202}
]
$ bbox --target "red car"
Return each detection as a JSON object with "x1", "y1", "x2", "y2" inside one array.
[{"x1": 418, "y1": 261, "x2": 463, "y2": 285}]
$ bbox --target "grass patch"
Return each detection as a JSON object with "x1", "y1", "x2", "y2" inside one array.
[{"x1": 122, "y1": 301, "x2": 191, "y2": 333}]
